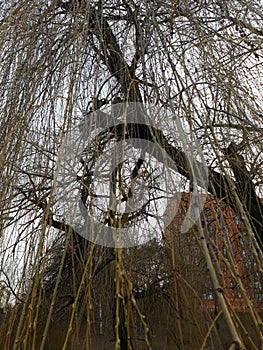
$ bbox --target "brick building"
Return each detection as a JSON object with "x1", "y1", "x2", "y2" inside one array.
[{"x1": 164, "y1": 192, "x2": 263, "y2": 312}]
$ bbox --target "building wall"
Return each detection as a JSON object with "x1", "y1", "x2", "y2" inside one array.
[{"x1": 164, "y1": 192, "x2": 263, "y2": 313}]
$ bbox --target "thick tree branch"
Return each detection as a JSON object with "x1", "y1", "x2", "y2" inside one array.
[
  {"x1": 89, "y1": 123, "x2": 263, "y2": 250},
  {"x1": 56, "y1": 0, "x2": 142, "y2": 102},
  {"x1": 222, "y1": 142, "x2": 263, "y2": 249},
  {"x1": 93, "y1": 12, "x2": 142, "y2": 102}
]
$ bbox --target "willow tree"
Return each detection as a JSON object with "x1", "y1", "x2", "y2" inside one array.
[{"x1": 0, "y1": 1, "x2": 263, "y2": 349}]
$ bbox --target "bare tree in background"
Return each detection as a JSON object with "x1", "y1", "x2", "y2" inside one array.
[{"x1": 0, "y1": 1, "x2": 263, "y2": 349}]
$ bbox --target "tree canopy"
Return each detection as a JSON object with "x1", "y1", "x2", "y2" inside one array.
[{"x1": 0, "y1": 1, "x2": 263, "y2": 349}]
